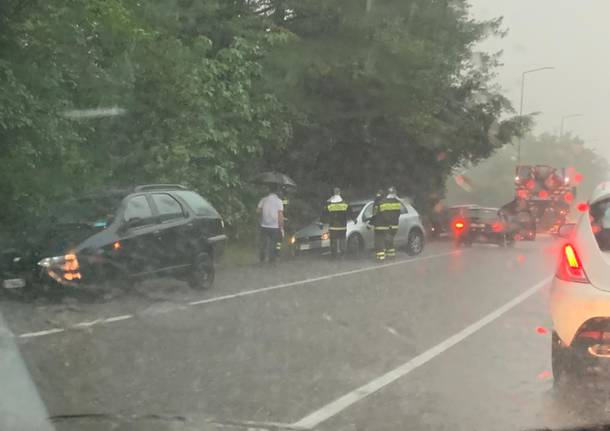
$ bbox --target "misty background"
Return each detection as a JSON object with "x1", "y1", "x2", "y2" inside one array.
[{"x1": 446, "y1": 0, "x2": 610, "y2": 207}]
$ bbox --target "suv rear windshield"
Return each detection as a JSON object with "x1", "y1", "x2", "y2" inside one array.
[
  {"x1": 467, "y1": 209, "x2": 498, "y2": 221},
  {"x1": 590, "y1": 198, "x2": 610, "y2": 251},
  {"x1": 173, "y1": 191, "x2": 219, "y2": 218},
  {"x1": 516, "y1": 166, "x2": 532, "y2": 179}
]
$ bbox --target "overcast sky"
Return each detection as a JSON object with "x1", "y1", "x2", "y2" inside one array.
[{"x1": 468, "y1": 0, "x2": 610, "y2": 159}]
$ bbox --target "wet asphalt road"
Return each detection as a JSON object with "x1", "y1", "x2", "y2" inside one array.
[{"x1": 3, "y1": 237, "x2": 610, "y2": 431}]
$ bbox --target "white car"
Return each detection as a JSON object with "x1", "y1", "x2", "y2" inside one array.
[
  {"x1": 550, "y1": 181, "x2": 610, "y2": 382},
  {"x1": 291, "y1": 198, "x2": 425, "y2": 256}
]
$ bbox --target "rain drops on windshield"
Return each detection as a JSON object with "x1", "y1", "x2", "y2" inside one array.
[{"x1": 2, "y1": 1, "x2": 610, "y2": 431}]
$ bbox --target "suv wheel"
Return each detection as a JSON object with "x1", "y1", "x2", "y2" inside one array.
[
  {"x1": 189, "y1": 252, "x2": 215, "y2": 290},
  {"x1": 406, "y1": 229, "x2": 424, "y2": 256}
]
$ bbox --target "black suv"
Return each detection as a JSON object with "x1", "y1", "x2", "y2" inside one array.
[
  {"x1": 453, "y1": 207, "x2": 518, "y2": 247},
  {"x1": 1, "y1": 185, "x2": 226, "y2": 293}
]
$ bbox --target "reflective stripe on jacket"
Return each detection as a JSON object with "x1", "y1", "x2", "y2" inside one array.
[
  {"x1": 321, "y1": 200, "x2": 352, "y2": 231},
  {"x1": 374, "y1": 197, "x2": 401, "y2": 229}
]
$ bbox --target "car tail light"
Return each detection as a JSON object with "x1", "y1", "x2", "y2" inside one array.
[
  {"x1": 577, "y1": 202, "x2": 589, "y2": 212},
  {"x1": 556, "y1": 244, "x2": 589, "y2": 283},
  {"x1": 453, "y1": 220, "x2": 465, "y2": 232},
  {"x1": 578, "y1": 331, "x2": 603, "y2": 340},
  {"x1": 492, "y1": 222, "x2": 503, "y2": 232}
]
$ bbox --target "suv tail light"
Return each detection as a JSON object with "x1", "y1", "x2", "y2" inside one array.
[
  {"x1": 492, "y1": 222, "x2": 504, "y2": 232},
  {"x1": 556, "y1": 244, "x2": 589, "y2": 283},
  {"x1": 453, "y1": 220, "x2": 465, "y2": 233}
]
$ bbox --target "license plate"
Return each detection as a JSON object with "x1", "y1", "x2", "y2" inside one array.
[
  {"x1": 3, "y1": 278, "x2": 26, "y2": 289},
  {"x1": 300, "y1": 244, "x2": 311, "y2": 250},
  {"x1": 471, "y1": 223, "x2": 485, "y2": 228}
]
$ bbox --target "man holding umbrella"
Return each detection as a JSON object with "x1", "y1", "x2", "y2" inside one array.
[
  {"x1": 254, "y1": 172, "x2": 296, "y2": 264},
  {"x1": 257, "y1": 186, "x2": 284, "y2": 264}
]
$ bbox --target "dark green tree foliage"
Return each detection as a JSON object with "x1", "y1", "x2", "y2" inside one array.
[
  {"x1": 0, "y1": 0, "x2": 126, "y2": 225},
  {"x1": 0, "y1": 0, "x2": 291, "y2": 229},
  {"x1": 0, "y1": 0, "x2": 525, "y2": 234},
  {"x1": 261, "y1": 0, "x2": 528, "y2": 211}
]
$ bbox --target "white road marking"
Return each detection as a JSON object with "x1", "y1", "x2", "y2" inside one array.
[
  {"x1": 17, "y1": 316, "x2": 133, "y2": 339},
  {"x1": 19, "y1": 328, "x2": 65, "y2": 338},
  {"x1": 104, "y1": 315, "x2": 133, "y2": 323},
  {"x1": 291, "y1": 276, "x2": 553, "y2": 430},
  {"x1": 15, "y1": 251, "x2": 458, "y2": 339},
  {"x1": 74, "y1": 319, "x2": 103, "y2": 328},
  {"x1": 189, "y1": 252, "x2": 457, "y2": 306},
  {"x1": 213, "y1": 418, "x2": 307, "y2": 430}
]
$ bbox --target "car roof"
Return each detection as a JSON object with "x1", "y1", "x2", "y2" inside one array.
[
  {"x1": 350, "y1": 197, "x2": 412, "y2": 207},
  {"x1": 450, "y1": 204, "x2": 478, "y2": 208},
  {"x1": 133, "y1": 184, "x2": 189, "y2": 192},
  {"x1": 469, "y1": 207, "x2": 499, "y2": 213},
  {"x1": 590, "y1": 181, "x2": 610, "y2": 205}
]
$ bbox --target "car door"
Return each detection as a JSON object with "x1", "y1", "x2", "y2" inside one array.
[
  {"x1": 360, "y1": 202, "x2": 375, "y2": 247},
  {"x1": 501, "y1": 211, "x2": 515, "y2": 236},
  {"x1": 149, "y1": 192, "x2": 191, "y2": 270},
  {"x1": 116, "y1": 194, "x2": 160, "y2": 276},
  {"x1": 172, "y1": 190, "x2": 226, "y2": 257},
  {"x1": 396, "y1": 201, "x2": 411, "y2": 245}
]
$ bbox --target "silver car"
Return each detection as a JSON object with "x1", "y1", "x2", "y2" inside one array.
[{"x1": 290, "y1": 198, "x2": 425, "y2": 256}]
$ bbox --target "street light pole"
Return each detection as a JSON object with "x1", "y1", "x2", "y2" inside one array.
[
  {"x1": 517, "y1": 66, "x2": 555, "y2": 164},
  {"x1": 560, "y1": 114, "x2": 583, "y2": 137}
]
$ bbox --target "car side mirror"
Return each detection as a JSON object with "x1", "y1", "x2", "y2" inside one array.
[{"x1": 558, "y1": 223, "x2": 575, "y2": 239}]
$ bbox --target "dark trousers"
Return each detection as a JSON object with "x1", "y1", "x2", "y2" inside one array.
[
  {"x1": 259, "y1": 227, "x2": 282, "y2": 263},
  {"x1": 385, "y1": 227, "x2": 397, "y2": 258},
  {"x1": 374, "y1": 228, "x2": 388, "y2": 260},
  {"x1": 329, "y1": 229, "x2": 346, "y2": 257}
]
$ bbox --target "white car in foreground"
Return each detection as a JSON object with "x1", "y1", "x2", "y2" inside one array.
[{"x1": 551, "y1": 181, "x2": 610, "y2": 382}]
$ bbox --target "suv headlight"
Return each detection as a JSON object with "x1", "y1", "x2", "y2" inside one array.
[
  {"x1": 38, "y1": 254, "x2": 81, "y2": 282},
  {"x1": 38, "y1": 256, "x2": 64, "y2": 268}
]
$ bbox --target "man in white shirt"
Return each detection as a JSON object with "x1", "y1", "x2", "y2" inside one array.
[{"x1": 257, "y1": 187, "x2": 285, "y2": 263}]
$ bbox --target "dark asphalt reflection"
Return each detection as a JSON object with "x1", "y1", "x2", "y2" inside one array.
[{"x1": 3, "y1": 237, "x2": 609, "y2": 431}]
